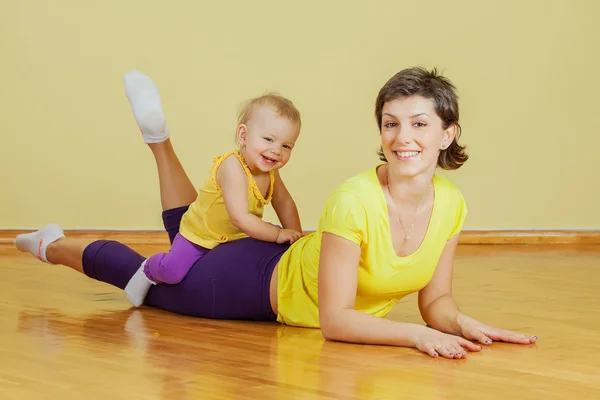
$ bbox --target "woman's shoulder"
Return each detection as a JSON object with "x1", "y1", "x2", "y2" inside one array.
[
  {"x1": 433, "y1": 174, "x2": 466, "y2": 204},
  {"x1": 317, "y1": 167, "x2": 380, "y2": 243},
  {"x1": 432, "y1": 174, "x2": 468, "y2": 237},
  {"x1": 330, "y1": 166, "x2": 380, "y2": 196},
  {"x1": 320, "y1": 166, "x2": 381, "y2": 218}
]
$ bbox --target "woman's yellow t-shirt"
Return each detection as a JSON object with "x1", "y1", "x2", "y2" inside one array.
[{"x1": 276, "y1": 165, "x2": 467, "y2": 328}]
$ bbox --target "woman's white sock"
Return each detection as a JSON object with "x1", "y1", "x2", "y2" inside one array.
[
  {"x1": 15, "y1": 224, "x2": 65, "y2": 264},
  {"x1": 124, "y1": 70, "x2": 170, "y2": 144}
]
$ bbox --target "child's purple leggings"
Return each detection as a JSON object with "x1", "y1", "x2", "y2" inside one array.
[
  {"x1": 81, "y1": 206, "x2": 290, "y2": 320},
  {"x1": 143, "y1": 233, "x2": 209, "y2": 284}
]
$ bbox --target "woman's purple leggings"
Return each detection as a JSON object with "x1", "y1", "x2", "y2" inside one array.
[{"x1": 81, "y1": 206, "x2": 290, "y2": 321}]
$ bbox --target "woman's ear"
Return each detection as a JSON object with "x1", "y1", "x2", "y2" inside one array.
[{"x1": 441, "y1": 124, "x2": 457, "y2": 149}]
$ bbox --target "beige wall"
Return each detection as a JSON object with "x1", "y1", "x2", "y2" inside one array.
[{"x1": 2, "y1": 0, "x2": 598, "y2": 230}]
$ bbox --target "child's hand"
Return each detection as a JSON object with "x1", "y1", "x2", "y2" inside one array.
[{"x1": 276, "y1": 229, "x2": 302, "y2": 244}]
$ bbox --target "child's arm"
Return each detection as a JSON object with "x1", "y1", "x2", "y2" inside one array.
[
  {"x1": 216, "y1": 156, "x2": 301, "y2": 244},
  {"x1": 271, "y1": 170, "x2": 303, "y2": 233}
]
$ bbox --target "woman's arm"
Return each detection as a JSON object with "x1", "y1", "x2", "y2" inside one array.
[
  {"x1": 417, "y1": 234, "x2": 462, "y2": 334},
  {"x1": 418, "y1": 233, "x2": 538, "y2": 346},
  {"x1": 318, "y1": 232, "x2": 480, "y2": 358},
  {"x1": 271, "y1": 170, "x2": 302, "y2": 232}
]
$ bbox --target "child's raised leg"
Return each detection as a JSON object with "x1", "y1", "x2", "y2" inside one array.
[{"x1": 124, "y1": 233, "x2": 208, "y2": 307}]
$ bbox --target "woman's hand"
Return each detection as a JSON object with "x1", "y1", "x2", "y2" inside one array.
[
  {"x1": 414, "y1": 327, "x2": 481, "y2": 359},
  {"x1": 458, "y1": 314, "x2": 537, "y2": 346}
]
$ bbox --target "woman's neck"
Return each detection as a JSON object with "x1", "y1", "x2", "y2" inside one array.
[{"x1": 384, "y1": 164, "x2": 434, "y2": 207}]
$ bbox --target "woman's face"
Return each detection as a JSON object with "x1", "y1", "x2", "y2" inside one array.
[{"x1": 380, "y1": 95, "x2": 456, "y2": 178}]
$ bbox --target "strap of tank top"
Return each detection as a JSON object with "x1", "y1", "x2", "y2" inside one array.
[{"x1": 211, "y1": 150, "x2": 274, "y2": 205}]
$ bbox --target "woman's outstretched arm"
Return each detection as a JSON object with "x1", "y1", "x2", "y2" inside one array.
[{"x1": 317, "y1": 232, "x2": 480, "y2": 359}]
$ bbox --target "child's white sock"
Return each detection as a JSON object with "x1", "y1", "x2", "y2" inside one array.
[
  {"x1": 15, "y1": 224, "x2": 65, "y2": 264},
  {"x1": 123, "y1": 70, "x2": 170, "y2": 144},
  {"x1": 124, "y1": 260, "x2": 156, "y2": 307}
]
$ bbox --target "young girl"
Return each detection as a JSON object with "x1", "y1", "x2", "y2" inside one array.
[{"x1": 119, "y1": 71, "x2": 304, "y2": 306}]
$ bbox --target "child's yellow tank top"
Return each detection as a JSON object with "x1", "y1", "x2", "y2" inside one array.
[{"x1": 179, "y1": 150, "x2": 275, "y2": 249}]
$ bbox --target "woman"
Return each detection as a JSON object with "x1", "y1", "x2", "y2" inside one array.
[{"x1": 15, "y1": 66, "x2": 537, "y2": 359}]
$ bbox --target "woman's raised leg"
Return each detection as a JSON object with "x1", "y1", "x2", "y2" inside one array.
[
  {"x1": 121, "y1": 71, "x2": 200, "y2": 305},
  {"x1": 147, "y1": 140, "x2": 198, "y2": 211},
  {"x1": 124, "y1": 71, "x2": 198, "y2": 212}
]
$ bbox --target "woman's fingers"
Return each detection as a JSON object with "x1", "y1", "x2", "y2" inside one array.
[
  {"x1": 420, "y1": 333, "x2": 491, "y2": 359},
  {"x1": 436, "y1": 345, "x2": 454, "y2": 359},
  {"x1": 484, "y1": 328, "x2": 537, "y2": 344},
  {"x1": 426, "y1": 346, "x2": 440, "y2": 358},
  {"x1": 458, "y1": 337, "x2": 482, "y2": 352},
  {"x1": 429, "y1": 343, "x2": 467, "y2": 359},
  {"x1": 451, "y1": 343, "x2": 467, "y2": 358},
  {"x1": 421, "y1": 328, "x2": 536, "y2": 359},
  {"x1": 468, "y1": 328, "x2": 493, "y2": 345}
]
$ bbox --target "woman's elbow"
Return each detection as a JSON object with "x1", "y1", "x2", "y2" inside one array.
[
  {"x1": 319, "y1": 312, "x2": 343, "y2": 341},
  {"x1": 320, "y1": 325, "x2": 338, "y2": 342}
]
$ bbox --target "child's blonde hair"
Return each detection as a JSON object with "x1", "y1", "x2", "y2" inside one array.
[{"x1": 237, "y1": 93, "x2": 302, "y2": 131}]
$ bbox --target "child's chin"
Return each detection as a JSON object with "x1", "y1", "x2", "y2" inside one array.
[{"x1": 259, "y1": 158, "x2": 279, "y2": 170}]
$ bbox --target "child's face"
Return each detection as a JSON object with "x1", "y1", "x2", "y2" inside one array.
[{"x1": 238, "y1": 105, "x2": 300, "y2": 173}]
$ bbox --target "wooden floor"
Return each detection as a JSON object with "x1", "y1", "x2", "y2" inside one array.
[{"x1": 1, "y1": 243, "x2": 599, "y2": 399}]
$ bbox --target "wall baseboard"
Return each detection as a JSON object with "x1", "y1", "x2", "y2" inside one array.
[
  {"x1": 1, "y1": 229, "x2": 599, "y2": 246},
  {"x1": 0, "y1": 230, "x2": 170, "y2": 246},
  {"x1": 458, "y1": 230, "x2": 600, "y2": 244}
]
